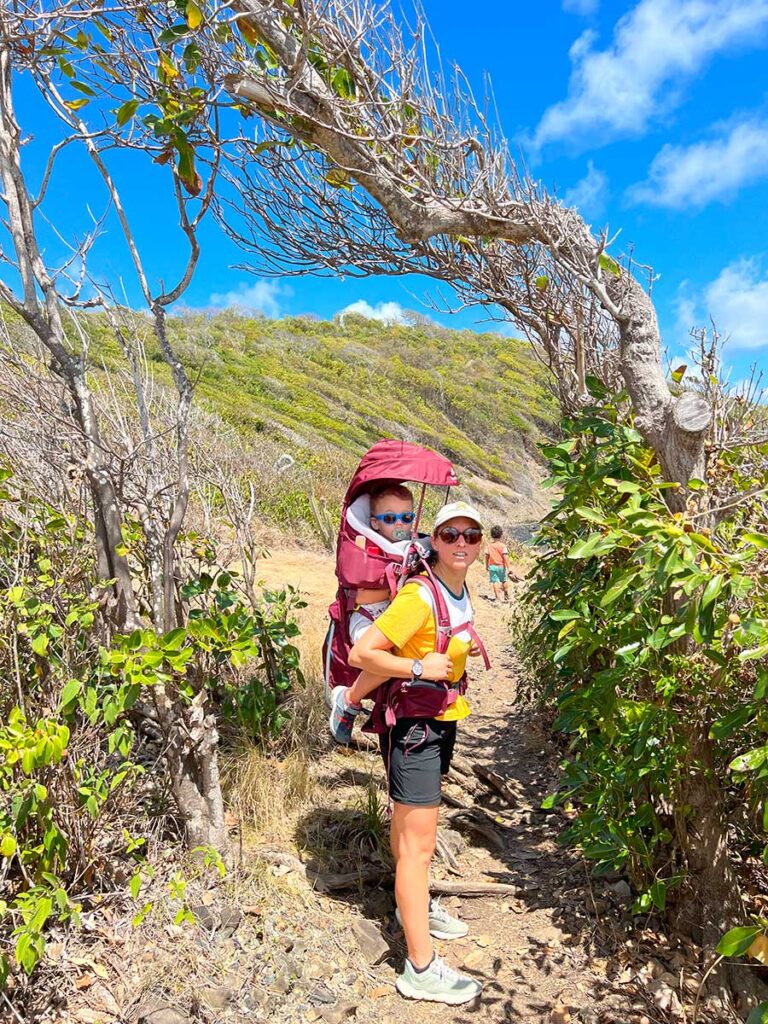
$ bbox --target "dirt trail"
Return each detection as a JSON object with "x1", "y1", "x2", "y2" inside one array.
[{"x1": 254, "y1": 548, "x2": 649, "y2": 1024}]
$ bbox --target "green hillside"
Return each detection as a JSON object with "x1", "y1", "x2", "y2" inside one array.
[
  {"x1": 4, "y1": 306, "x2": 559, "y2": 538},
  {"x1": 172, "y1": 310, "x2": 557, "y2": 480}
]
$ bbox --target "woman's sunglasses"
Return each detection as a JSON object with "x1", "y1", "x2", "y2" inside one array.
[
  {"x1": 372, "y1": 511, "x2": 417, "y2": 526},
  {"x1": 437, "y1": 526, "x2": 483, "y2": 545}
]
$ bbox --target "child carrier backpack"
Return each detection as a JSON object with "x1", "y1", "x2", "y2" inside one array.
[{"x1": 322, "y1": 439, "x2": 490, "y2": 731}]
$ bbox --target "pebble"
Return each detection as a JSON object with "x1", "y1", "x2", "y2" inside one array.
[
  {"x1": 351, "y1": 919, "x2": 389, "y2": 963},
  {"x1": 199, "y1": 985, "x2": 233, "y2": 1010}
]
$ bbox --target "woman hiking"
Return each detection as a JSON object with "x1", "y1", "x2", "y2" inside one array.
[{"x1": 348, "y1": 500, "x2": 485, "y2": 1005}]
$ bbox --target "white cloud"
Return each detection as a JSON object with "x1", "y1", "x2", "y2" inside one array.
[
  {"x1": 563, "y1": 0, "x2": 599, "y2": 13},
  {"x1": 532, "y1": 0, "x2": 768, "y2": 149},
  {"x1": 563, "y1": 161, "x2": 609, "y2": 218},
  {"x1": 208, "y1": 279, "x2": 287, "y2": 317},
  {"x1": 628, "y1": 118, "x2": 768, "y2": 208},
  {"x1": 677, "y1": 258, "x2": 768, "y2": 350},
  {"x1": 337, "y1": 299, "x2": 407, "y2": 325}
]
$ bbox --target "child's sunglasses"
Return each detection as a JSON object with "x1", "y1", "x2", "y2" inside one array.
[
  {"x1": 372, "y1": 511, "x2": 417, "y2": 526},
  {"x1": 437, "y1": 526, "x2": 483, "y2": 545}
]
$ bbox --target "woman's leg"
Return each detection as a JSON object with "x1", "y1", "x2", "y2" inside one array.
[{"x1": 391, "y1": 801, "x2": 439, "y2": 968}]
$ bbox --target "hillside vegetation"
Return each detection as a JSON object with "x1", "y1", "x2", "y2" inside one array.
[{"x1": 83, "y1": 308, "x2": 559, "y2": 537}]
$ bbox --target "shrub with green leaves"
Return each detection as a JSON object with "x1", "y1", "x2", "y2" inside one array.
[
  {"x1": 0, "y1": 475, "x2": 307, "y2": 989},
  {"x1": 520, "y1": 399, "x2": 768, "y2": 918}
]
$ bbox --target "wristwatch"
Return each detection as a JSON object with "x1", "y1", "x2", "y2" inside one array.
[{"x1": 411, "y1": 659, "x2": 424, "y2": 680}]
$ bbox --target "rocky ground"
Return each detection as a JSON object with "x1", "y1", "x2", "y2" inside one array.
[{"x1": 35, "y1": 551, "x2": 728, "y2": 1024}]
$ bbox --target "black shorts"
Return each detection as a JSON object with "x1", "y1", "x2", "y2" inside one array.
[{"x1": 379, "y1": 717, "x2": 457, "y2": 807}]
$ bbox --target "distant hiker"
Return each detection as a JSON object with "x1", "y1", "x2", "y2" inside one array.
[
  {"x1": 328, "y1": 483, "x2": 416, "y2": 744},
  {"x1": 485, "y1": 524, "x2": 514, "y2": 602},
  {"x1": 349, "y1": 501, "x2": 487, "y2": 1005}
]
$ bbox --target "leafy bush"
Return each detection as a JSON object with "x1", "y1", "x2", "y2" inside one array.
[
  {"x1": 519, "y1": 399, "x2": 768, "y2": 917},
  {"x1": 0, "y1": 475, "x2": 307, "y2": 988}
]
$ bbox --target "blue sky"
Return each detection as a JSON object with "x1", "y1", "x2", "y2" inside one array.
[{"x1": 9, "y1": 0, "x2": 768, "y2": 382}]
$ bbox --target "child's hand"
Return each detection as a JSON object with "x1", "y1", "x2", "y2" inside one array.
[
  {"x1": 420, "y1": 652, "x2": 453, "y2": 680},
  {"x1": 468, "y1": 644, "x2": 482, "y2": 657}
]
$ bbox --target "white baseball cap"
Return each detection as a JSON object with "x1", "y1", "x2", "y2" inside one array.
[{"x1": 433, "y1": 500, "x2": 484, "y2": 532}]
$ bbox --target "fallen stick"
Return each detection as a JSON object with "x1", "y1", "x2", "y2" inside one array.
[
  {"x1": 445, "y1": 766, "x2": 481, "y2": 793},
  {"x1": 441, "y1": 789, "x2": 472, "y2": 810},
  {"x1": 472, "y1": 765, "x2": 521, "y2": 806},
  {"x1": 313, "y1": 866, "x2": 391, "y2": 891},
  {"x1": 430, "y1": 879, "x2": 518, "y2": 897},
  {"x1": 445, "y1": 810, "x2": 506, "y2": 852},
  {"x1": 435, "y1": 833, "x2": 461, "y2": 874}
]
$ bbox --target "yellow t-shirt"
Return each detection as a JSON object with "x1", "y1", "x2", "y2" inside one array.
[{"x1": 373, "y1": 577, "x2": 473, "y2": 722}]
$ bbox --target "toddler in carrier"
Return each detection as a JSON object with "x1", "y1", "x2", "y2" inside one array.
[{"x1": 329, "y1": 483, "x2": 415, "y2": 743}]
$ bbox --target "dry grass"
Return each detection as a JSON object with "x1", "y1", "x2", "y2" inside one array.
[{"x1": 222, "y1": 744, "x2": 314, "y2": 844}]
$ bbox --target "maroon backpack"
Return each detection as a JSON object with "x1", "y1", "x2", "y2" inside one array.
[{"x1": 322, "y1": 440, "x2": 489, "y2": 731}]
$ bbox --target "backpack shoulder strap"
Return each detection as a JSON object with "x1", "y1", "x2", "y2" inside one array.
[
  {"x1": 411, "y1": 570, "x2": 491, "y2": 669},
  {"x1": 408, "y1": 572, "x2": 452, "y2": 655}
]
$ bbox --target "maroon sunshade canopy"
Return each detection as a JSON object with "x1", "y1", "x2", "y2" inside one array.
[{"x1": 343, "y1": 439, "x2": 458, "y2": 505}]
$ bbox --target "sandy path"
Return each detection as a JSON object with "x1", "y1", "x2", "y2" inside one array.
[{"x1": 251, "y1": 547, "x2": 641, "y2": 1024}]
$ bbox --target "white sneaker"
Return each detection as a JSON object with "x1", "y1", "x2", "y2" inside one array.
[
  {"x1": 396, "y1": 955, "x2": 482, "y2": 1004},
  {"x1": 396, "y1": 898, "x2": 469, "y2": 940}
]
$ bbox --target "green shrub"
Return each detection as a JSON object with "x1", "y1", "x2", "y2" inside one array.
[{"x1": 520, "y1": 399, "x2": 768, "y2": 915}]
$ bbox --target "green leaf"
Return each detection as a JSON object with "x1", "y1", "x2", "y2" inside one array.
[
  {"x1": 605, "y1": 478, "x2": 641, "y2": 493},
  {"x1": 716, "y1": 925, "x2": 761, "y2": 957},
  {"x1": 0, "y1": 834, "x2": 16, "y2": 858},
  {"x1": 330, "y1": 66, "x2": 356, "y2": 100},
  {"x1": 535, "y1": 275, "x2": 549, "y2": 291},
  {"x1": 116, "y1": 99, "x2": 139, "y2": 126},
  {"x1": 710, "y1": 707, "x2": 752, "y2": 741},
  {"x1": 71, "y1": 80, "x2": 96, "y2": 97},
  {"x1": 64, "y1": 98, "x2": 90, "y2": 111},
  {"x1": 601, "y1": 574, "x2": 636, "y2": 608},
  {"x1": 649, "y1": 880, "x2": 666, "y2": 910},
  {"x1": 670, "y1": 364, "x2": 687, "y2": 383},
  {"x1": 129, "y1": 870, "x2": 142, "y2": 900},
  {"x1": 700, "y1": 574, "x2": 724, "y2": 610},
  {"x1": 754, "y1": 671, "x2": 768, "y2": 701},
  {"x1": 549, "y1": 609, "x2": 581, "y2": 622},
  {"x1": 740, "y1": 644, "x2": 768, "y2": 662},
  {"x1": 574, "y1": 506, "x2": 608, "y2": 525},
  {"x1": 730, "y1": 745, "x2": 768, "y2": 773},
  {"x1": 59, "y1": 678, "x2": 81, "y2": 708},
  {"x1": 742, "y1": 533, "x2": 768, "y2": 550},
  {"x1": 598, "y1": 252, "x2": 621, "y2": 277},
  {"x1": 746, "y1": 1003, "x2": 768, "y2": 1024},
  {"x1": 31, "y1": 633, "x2": 49, "y2": 656}
]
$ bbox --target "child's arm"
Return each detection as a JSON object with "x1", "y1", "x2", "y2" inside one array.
[
  {"x1": 484, "y1": 547, "x2": 490, "y2": 569},
  {"x1": 502, "y1": 545, "x2": 510, "y2": 570}
]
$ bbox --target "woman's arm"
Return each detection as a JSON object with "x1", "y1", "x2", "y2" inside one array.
[{"x1": 349, "y1": 626, "x2": 452, "y2": 681}]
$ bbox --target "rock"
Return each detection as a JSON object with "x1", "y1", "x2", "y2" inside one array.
[
  {"x1": 550, "y1": 1005, "x2": 571, "y2": 1024},
  {"x1": 648, "y1": 975, "x2": 682, "y2": 1014},
  {"x1": 191, "y1": 904, "x2": 217, "y2": 931},
  {"x1": 143, "y1": 1010, "x2": 191, "y2": 1024},
  {"x1": 321, "y1": 1000, "x2": 358, "y2": 1024},
  {"x1": 270, "y1": 974, "x2": 292, "y2": 996},
  {"x1": 306, "y1": 958, "x2": 334, "y2": 981},
  {"x1": 190, "y1": 904, "x2": 242, "y2": 938},
  {"x1": 605, "y1": 880, "x2": 632, "y2": 903},
  {"x1": 218, "y1": 907, "x2": 243, "y2": 939},
  {"x1": 244, "y1": 987, "x2": 268, "y2": 1011},
  {"x1": 682, "y1": 973, "x2": 706, "y2": 997},
  {"x1": 308, "y1": 984, "x2": 337, "y2": 1006},
  {"x1": 351, "y1": 919, "x2": 389, "y2": 964},
  {"x1": 199, "y1": 986, "x2": 234, "y2": 1011}
]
